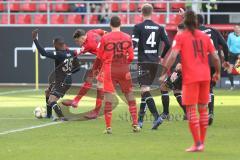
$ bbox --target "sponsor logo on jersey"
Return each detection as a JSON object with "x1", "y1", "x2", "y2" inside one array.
[{"x1": 145, "y1": 25, "x2": 159, "y2": 30}]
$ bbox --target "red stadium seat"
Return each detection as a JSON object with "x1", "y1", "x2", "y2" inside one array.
[
  {"x1": 33, "y1": 14, "x2": 47, "y2": 24},
  {"x1": 121, "y1": 3, "x2": 127, "y2": 12},
  {"x1": 0, "y1": 14, "x2": 15, "y2": 24},
  {"x1": 133, "y1": 15, "x2": 143, "y2": 24},
  {"x1": 153, "y1": 3, "x2": 167, "y2": 12},
  {"x1": 169, "y1": 14, "x2": 182, "y2": 25},
  {"x1": 171, "y1": 2, "x2": 185, "y2": 11},
  {"x1": 38, "y1": 0, "x2": 52, "y2": 12},
  {"x1": 50, "y1": 14, "x2": 65, "y2": 24},
  {"x1": 111, "y1": 3, "x2": 119, "y2": 12},
  {"x1": 67, "y1": 15, "x2": 82, "y2": 24},
  {"x1": 17, "y1": 14, "x2": 32, "y2": 24},
  {"x1": 0, "y1": 0, "x2": 5, "y2": 12},
  {"x1": 21, "y1": 0, "x2": 36, "y2": 12},
  {"x1": 152, "y1": 14, "x2": 165, "y2": 24},
  {"x1": 54, "y1": 0, "x2": 70, "y2": 12},
  {"x1": 119, "y1": 14, "x2": 128, "y2": 24},
  {"x1": 121, "y1": 1, "x2": 136, "y2": 12},
  {"x1": 8, "y1": 0, "x2": 20, "y2": 12},
  {"x1": 89, "y1": 15, "x2": 98, "y2": 24}
]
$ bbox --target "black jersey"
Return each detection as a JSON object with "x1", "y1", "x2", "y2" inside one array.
[
  {"x1": 132, "y1": 19, "x2": 170, "y2": 63},
  {"x1": 34, "y1": 39, "x2": 80, "y2": 84},
  {"x1": 199, "y1": 25, "x2": 229, "y2": 62}
]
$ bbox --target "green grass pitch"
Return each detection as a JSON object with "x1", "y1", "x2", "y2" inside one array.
[{"x1": 0, "y1": 86, "x2": 239, "y2": 160}]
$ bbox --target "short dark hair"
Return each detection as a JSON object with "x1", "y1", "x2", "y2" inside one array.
[
  {"x1": 53, "y1": 36, "x2": 65, "y2": 45},
  {"x1": 141, "y1": 3, "x2": 153, "y2": 17},
  {"x1": 110, "y1": 16, "x2": 121, "y2": 28},
  {"x1": 197, "y1": 14, "x2": 204, "y2": 25},
  {"x1": 73, "y1": 29, "x2": 86, "y2": 39}
]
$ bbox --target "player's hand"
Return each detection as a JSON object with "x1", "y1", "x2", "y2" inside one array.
[
  {"x1": 159, "y1": 74, "x2": 167, "y2": 84},
  {"x1": 32, "y1": 29, "x2": 39, "y2": 40},
  {"x1": 212, "y1": 72, "x2": 220, "y2": 82},
  {"x1": 175, "y1": 63, "x2": 182, "y2": 71},
  {"x1": 179, "y1": 8, "x2": 185, "y2": 16},
  {"x1": 222, "y1": 61, "x2": 230, "y2": 70}
]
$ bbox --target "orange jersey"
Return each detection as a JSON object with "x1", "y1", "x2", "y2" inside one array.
[
  {"x1": 80, "y1": 29, "x2": 107, "y2": 55},
  {"x1": 172, "y1": 29, "x2": 216, "y2": 84},
  {"x1": 97, "y1": 31, "x2": 134, "y2": 65},
  {"x1": 97, "y1": 31, "x2": 134, "y2": 93}
]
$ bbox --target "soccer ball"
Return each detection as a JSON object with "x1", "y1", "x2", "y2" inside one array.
[{"x1": 34, "y1": 107, "x2": 47, "y2": 119}]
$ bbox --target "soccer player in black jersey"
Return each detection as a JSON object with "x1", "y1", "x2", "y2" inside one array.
[
  {"x1": 132, "y1": 3, "x2": 170, "y2": 129},
  {"x1": 197, "y1": 14, "x2": 230, "y2": 125},
  {"x1": 32, "y1": 29, "x2": 80, "y2": 121}
]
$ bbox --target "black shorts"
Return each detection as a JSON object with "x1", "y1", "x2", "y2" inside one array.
[
  {"x1": 165, "y1": 71, "x2": 182, "y2": 91},
  {"x1": 49, "y1": 76, "x2": 72, "y2": 98},
  {"x1": 138, "y1": 62, "x2": 158, "y2": 86}
]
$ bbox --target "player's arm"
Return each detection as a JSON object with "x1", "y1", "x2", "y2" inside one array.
[
  {"x1": 160, "y1": 35, "x2": 181, "y2": 81},
  {"x1": 127, "y1": 40, "x2": 134, "y2": 63},
  {"x1": 208, "y1": 38, "x2": 221, "y2": 82},
  {"x1": 213, "y1": 28, "x2": 229, "y2": 61},
  {"x1": 159, "y1": 27, "x2": 171, "y2": 58},
  {"x1": 92, "y1": 29, "x2": 108, "y2": 36},
  {"x1": 32, "y1": 29, "x2": 67, "y2": 59},
  {"x1": 96, "y1": 38, "x2": 105, "y2": 61},
  {"x1": 132, "y1": 25, "x2": 140, "y2": 49}
]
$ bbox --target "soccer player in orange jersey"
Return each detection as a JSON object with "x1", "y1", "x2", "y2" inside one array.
[
  {"x1": 160, "y1": 11, "x2": 221, "y2": 152},
  {"x1": 62, "y1": 29, "x2": 107, "y2": 119},
  {"x1": 97, "y1": 16, "x2": 140, "y2": 134}
]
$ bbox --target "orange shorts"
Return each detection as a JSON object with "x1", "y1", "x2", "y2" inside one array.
[
  {"x1": 87, "y1": 58, "x2": 103, "y2": 81},
  {"x1": 182, "y1": 81, "x2": 210, "y2": 106},
  {"x1": 103, "y1": 65, "x2": 133, "y2": 93}
]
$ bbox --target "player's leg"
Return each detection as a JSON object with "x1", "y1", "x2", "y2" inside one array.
[
  {"x1": 160, "y1": 90, "x2": 170, "y2": 119},
  {"x1": 84, "y1": 80, "x2": 104, "y2": 119},
  {"x1": 124, "y1": 91, "x2": 140, "y2": 132},
  {"x1": 48, "y1": 94, "x2": 67, "y2": 121},
  {"x1": 138, "y1": 63, "x2": 162, "y2": 129},
  {"x1": 173, "y1": 90, "x2": 187, "y2": 120},
  {"x1": 141, "y1": 86, "x2": 163, "y2": 129},
  {"x1": 119, "y1": 76, "x2": 140, "y2": 132},
  {"x1": 45, "y1": 87, "x2": 52, "y2": 118},
  {"x1": 228, "y1": 53, "x2": 237, "y2": 89},
  {"x1": 182, "y1": 82, "x2": 201, "y2": 152},
  {"x1": 138, "y1": 97, "x2": 147, "y2": 128},
  {"x1": 208, "y1": 85, "x2": 214, "y2": 125},
  {"x1": 197, "y1": 81, "x2": 211, "y2": 151},
  {"x1": 103, "y1": 92, "x2": 113, "y2": 134}
]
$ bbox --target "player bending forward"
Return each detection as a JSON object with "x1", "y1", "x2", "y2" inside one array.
[
  {"x1": 97, "y1": 16, "x2": 140, "y2": 134},
  {"x1": 160, "y1": 11, "x2": 221, "y2": 152},
  {"x1": 63, "y1": 28, "x2": 107, "y2": 119},
  {"x1": 32, "y1": 29, "x2": 80, "y2": 121}
]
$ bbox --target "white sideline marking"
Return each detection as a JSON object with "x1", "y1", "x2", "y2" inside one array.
[
  {"x1": 0, "y1": 122, "x2": 61, "y2": 136},
  {"x1": 0, "y1": 89, "x2": 41, "y2": 96}
]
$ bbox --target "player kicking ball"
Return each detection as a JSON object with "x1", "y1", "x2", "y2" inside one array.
[
  {"x1": 160, "y1": 11, "x2": 221, "y2": 152},
  {"x1": 32, "y1": 29, "x2": 80, "y2": 121},
  {"x1": 97, "y1": 16, "x2": 140, "y2": 134},
  {"x1": 62, "y1": 28, "x2": 107, "y2": 119}
]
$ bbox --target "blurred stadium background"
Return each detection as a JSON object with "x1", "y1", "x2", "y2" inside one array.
[{"x1": 0, "y1": 0, "x2": 239, "y2": 88}]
